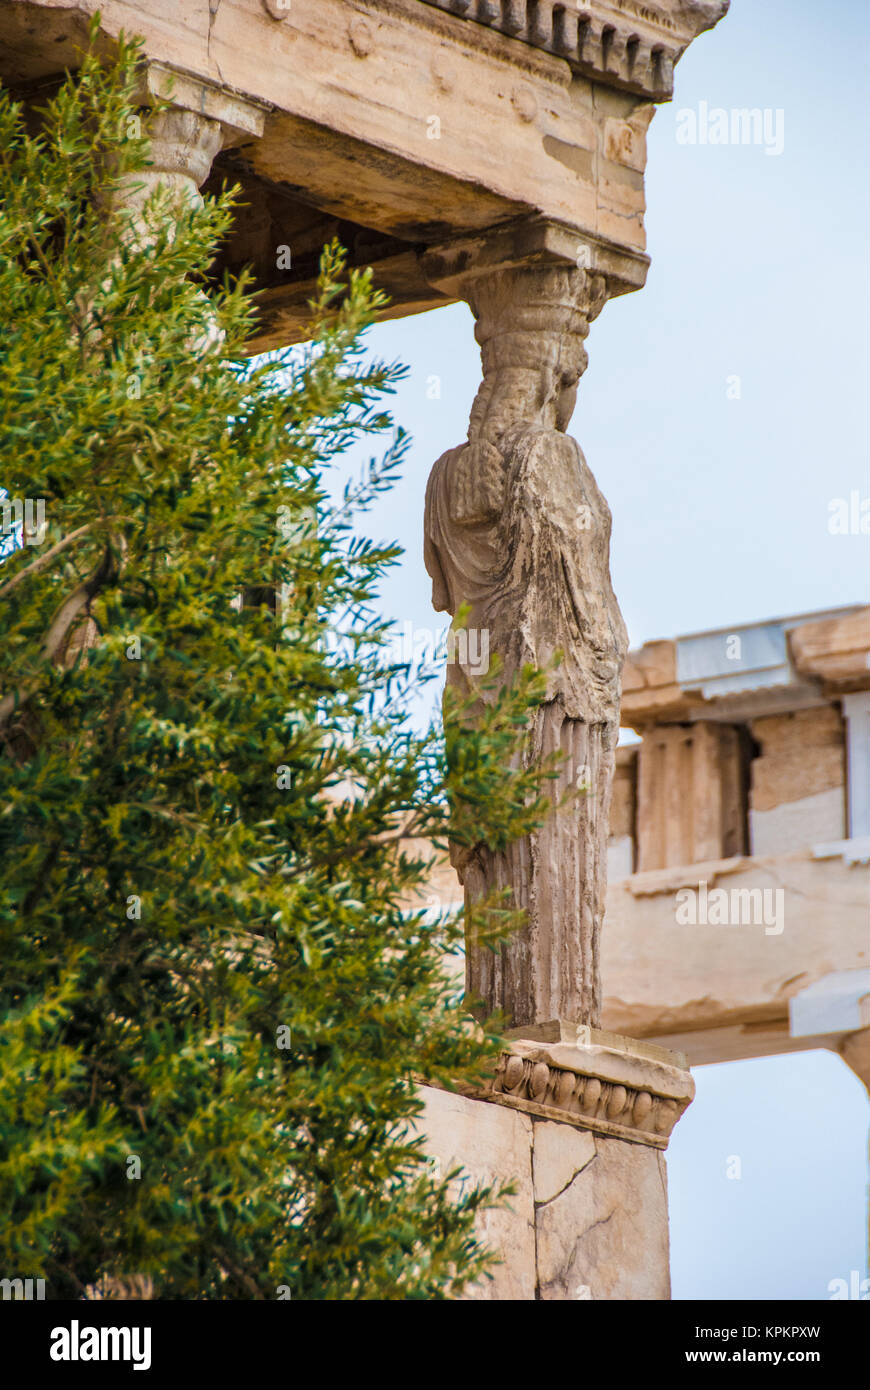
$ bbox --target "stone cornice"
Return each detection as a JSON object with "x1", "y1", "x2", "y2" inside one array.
[
  {"x1": 486, "y1": 1025, "x2": 694, "y2": 1148},
  {"x1": 415, "y1": 0, "x2": 729, "y2": 100}
]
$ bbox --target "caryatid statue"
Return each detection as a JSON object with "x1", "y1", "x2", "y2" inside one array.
[{"x1": 424, "y1": 264, "x2": 628, "y2": 1031}]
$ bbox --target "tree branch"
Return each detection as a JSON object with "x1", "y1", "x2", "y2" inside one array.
[
  {"x1": 0, "y1": 524, "x2": 94, "y2": 600},
  {"x1": 0, "y1": 542, "x2": 121, "y2": 731}
]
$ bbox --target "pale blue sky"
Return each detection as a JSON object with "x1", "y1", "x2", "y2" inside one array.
[{"x1": 335, "y1": 0, "x2": 870, "y2": 1300}]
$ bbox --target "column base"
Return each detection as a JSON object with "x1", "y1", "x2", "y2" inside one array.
[{"x1": 420, "y1": 1027, "x2": 693, "y2": 1300}]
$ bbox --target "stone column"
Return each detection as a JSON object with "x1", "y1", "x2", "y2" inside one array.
[
  {"x1": 839, "y1": 1027, "x2": 870, "y2": 1274},
  {"x1": 423, "y1": 257, "x2": 627, "y2": 1030},
  {"x1": 420, "y1": 234, "x2": 693, "y2": 1299},
  {"x1": 58, "y1": 68, "x2": 266, "y2": 674},
  {"x1": 106, "y1": 107, "x2": 222, "y2": 235},
  {"x1": 100, "y1": 66, "x2": 266, "y2": 345}
]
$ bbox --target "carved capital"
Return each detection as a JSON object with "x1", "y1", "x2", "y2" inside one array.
[
  {"x1": 488, "y1": 1026, "x2": 694, "y2": 1149},
  {"x1": 467, "y1": 264, "x2": 605, "y2": 442},
  {"x1": 421, "y1": 218, "x2": 647, "y2": 485},
  {"x1": 432, "y1": 259, "x2": 606, "y2": 526},
  {"x1": 106, "y1": 64, "x2": 267, "y2": 226},
  {"x1": 122, "y1": 106, "x2": 224, "y2": 212},
  {"x1": 135, "y1": 63, "x2": 268, "y2": 151},
  {"x1": 97, "y1": 67, "x2": 267, "y2": 356}
]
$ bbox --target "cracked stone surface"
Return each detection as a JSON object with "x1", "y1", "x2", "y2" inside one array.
[
  {"x1": 420, "y1": 1090, "x2": 672, "y2": 1299},
  {"x1": 417, "y1": 1086, "x2": 536, "y2": 1300},
  {"x1": 533, "y1": 1121, "x2": 596, "y2": 1205},
  {"x1": 535, "y1": 1129, "x2": 670, "y2": 1300}
]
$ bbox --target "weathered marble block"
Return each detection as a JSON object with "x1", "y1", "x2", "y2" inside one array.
[{"x1": 534, "y1": 1123, "x2": 670, "y2": 1300}]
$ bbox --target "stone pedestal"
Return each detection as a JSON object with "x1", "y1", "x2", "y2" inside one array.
[{"x1": 421, "y1": 1027, "x2": 693, "y2": 1299}]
